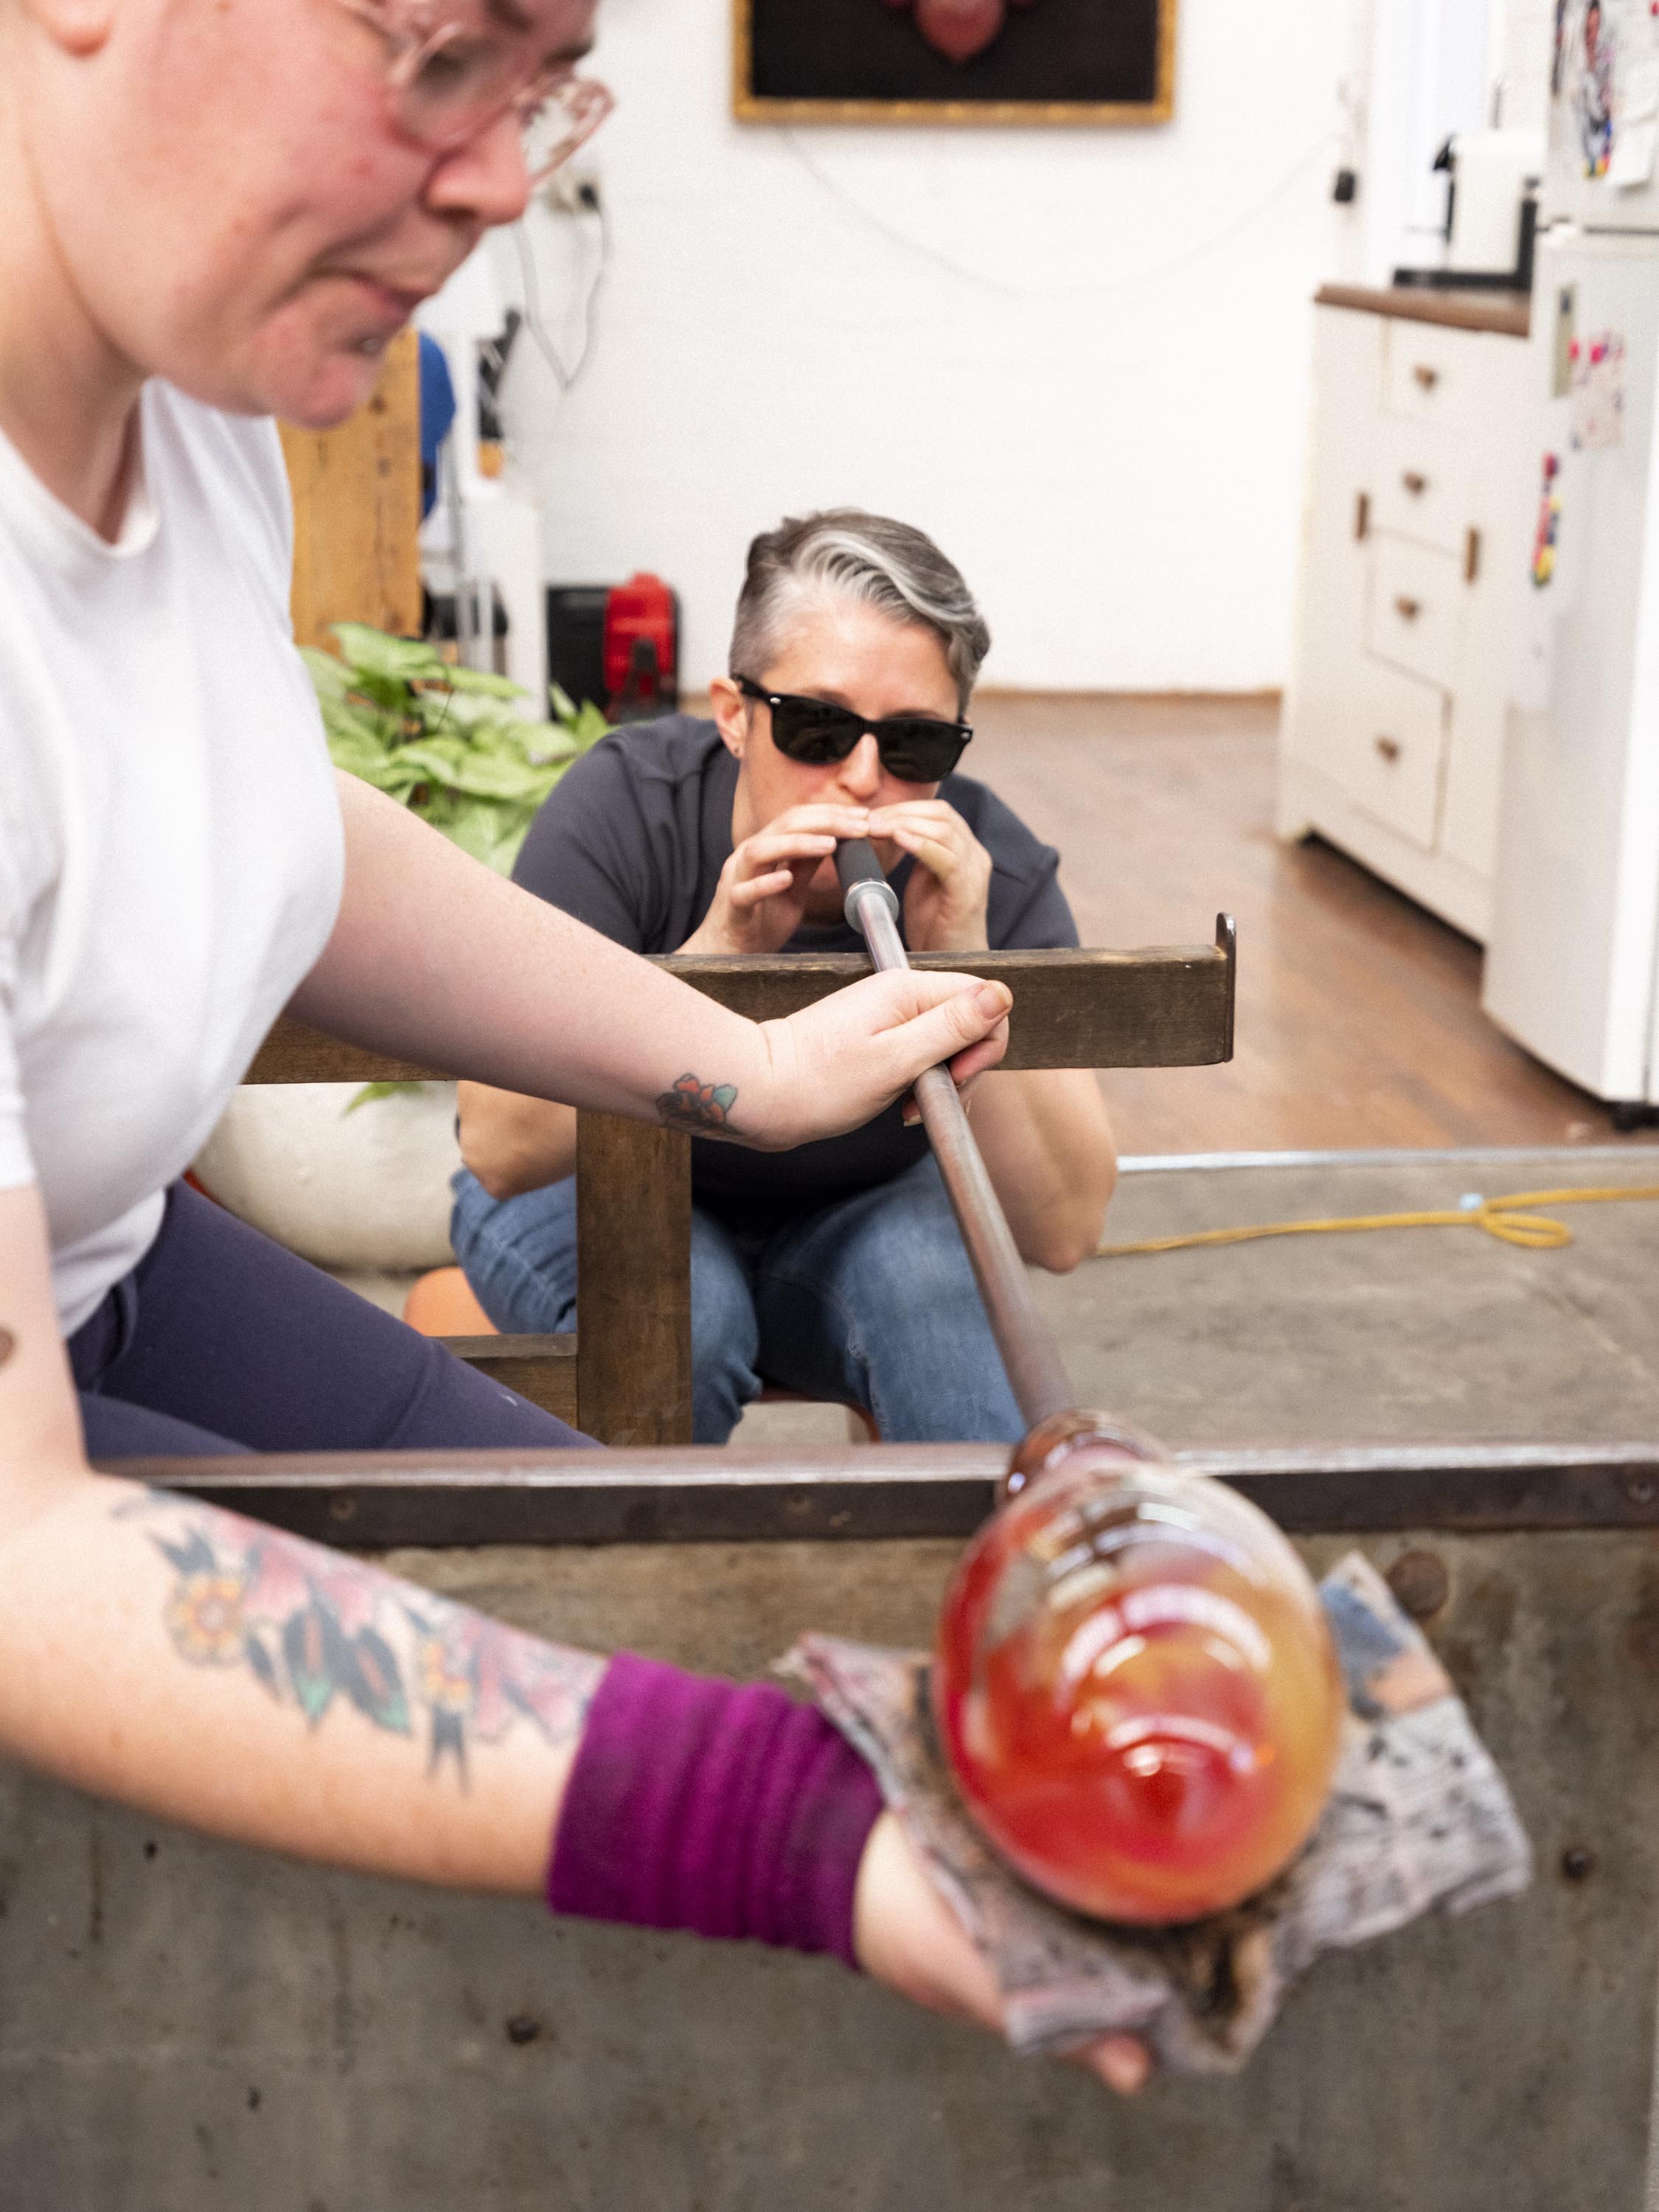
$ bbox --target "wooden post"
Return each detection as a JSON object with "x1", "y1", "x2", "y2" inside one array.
[
  {"x1": 279, "y1": 327, "x2": 423, "y2": 649},
  {"x1": 575, "y1": 1114, "x2": 694, "y2": 1446},
  {"x1": 442, "y1": 1334, "x2": 580, "y2": 1431}
]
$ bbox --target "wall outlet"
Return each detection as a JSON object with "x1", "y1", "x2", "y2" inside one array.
[{"x1": 541, "y1": 168, "x2": 602, "y2": 216}]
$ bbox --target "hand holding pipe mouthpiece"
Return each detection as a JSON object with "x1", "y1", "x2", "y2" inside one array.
[{"x1": 834, "y1": 838, "x2": 1343, "y2": 1925}]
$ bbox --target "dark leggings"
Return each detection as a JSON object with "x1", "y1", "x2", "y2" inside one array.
[{"x1": 69, "y1": 1183, "x2": 597, "y2": 1459}]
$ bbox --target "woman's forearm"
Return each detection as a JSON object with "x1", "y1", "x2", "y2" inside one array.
[
  {"x1": 0, "y1": 1467, "x2": 598, "y2": 1892},
  {"x1": 293, "y1": 777, "x2": 1013, "y2": 1156},
  {"x1": 0, "y1": 1190, "x2": 1141, "y2": 2082},
  {"x1": 969, "y1": 1069, "x2": 1117, "y2": 1273},
  {"x1": 0, "y1": 1461, "x2": 886, "y2": 1975},
  {"x1": 1, "y1": 1187, "x2": 585, "y2": 1892},
  {"x1": 294, "y1": 776, "x2": 773, "y2": 1135}
]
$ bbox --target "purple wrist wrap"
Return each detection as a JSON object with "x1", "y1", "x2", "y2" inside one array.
[{"x1": 546, "y1": 1654, "x2": 884, "y2": 1968}]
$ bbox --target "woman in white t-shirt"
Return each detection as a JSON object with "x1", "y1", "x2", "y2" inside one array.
[{"x1": 0, "y1": 0, "x2": 1147, "y2": 2106}]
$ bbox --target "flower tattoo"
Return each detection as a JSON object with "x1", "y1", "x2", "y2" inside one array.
[
  {"x1": 131, "y1": 1495, "x2": 599, "y2": 1778},
  {"x1": 656, "y1": 1072, "x2": 739, "y2": 1135}
]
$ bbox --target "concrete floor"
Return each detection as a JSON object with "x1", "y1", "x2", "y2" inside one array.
[
  {"x1": 1034, "y1": 1147, "x2": 1659, "y2": 1448},
  {"x1": 331, "y1": 1147, "x2": 1659, "y2": 1452},
  {"x1": 733, "y1": 1146, "x2": 1659, "y2": 1449}
]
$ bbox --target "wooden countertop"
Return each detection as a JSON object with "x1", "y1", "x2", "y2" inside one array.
[{"x1": 1315, "y1": 282, "x2": 1531, "y2": 339}]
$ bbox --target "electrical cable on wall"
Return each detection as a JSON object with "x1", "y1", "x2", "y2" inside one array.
[
  {"x1": 777, "y1": 125, "x2": 1342, "y2": 302},
  {"x1": 512, "y1": 184, "x2": 611, "y2": 396}
]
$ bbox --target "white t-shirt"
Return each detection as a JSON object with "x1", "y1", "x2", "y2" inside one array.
[{"x1": 0, "y1": 384, "x2": 344, "y2": 1335}]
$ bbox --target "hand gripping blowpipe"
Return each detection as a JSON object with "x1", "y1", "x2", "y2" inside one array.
[{"x1": 835, "y1": 836, "x2": 1345, "y2": 1926}]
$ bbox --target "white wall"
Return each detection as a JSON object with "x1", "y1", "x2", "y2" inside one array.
[
  {"x1": 487, "y1": 0, "x2": 1358, "y2": 694},
  {"x1": 1359, "y1": 0, "x2": 1494, "y2": 280},
  {"x1": 1495, "y1": 0, "x2": 1556, "y2": 131},
  {"x1": 1354, "y1": 0, "x2": 1554, "y2": 286}
]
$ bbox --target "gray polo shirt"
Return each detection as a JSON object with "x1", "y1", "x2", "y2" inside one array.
[{"x1": 511, "y1": 714, "x2": 1079, "y2": 1211}]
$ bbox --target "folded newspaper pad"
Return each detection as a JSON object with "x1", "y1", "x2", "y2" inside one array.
[{"x1": 782, "y1": 1553, "x2": 1531, "y2": 2075}]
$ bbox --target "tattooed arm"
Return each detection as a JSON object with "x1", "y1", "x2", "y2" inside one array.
[
  {"x1": 0, "y1": 1181, "x2": 593, "y2": 1891},
  {"x1": 293, "y1": 775, "x2": 1012, "y2": 1161},
  {"x1": 0, "y1": 1185, "x2": 1148, "y2": 2090},
  {"x1": 456, "y1": 1070, "x2": 758, "y2": 1203}
]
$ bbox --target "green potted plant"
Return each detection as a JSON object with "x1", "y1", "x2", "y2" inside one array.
[{"x1": 305, "y1": 623, "x2": 608, "y2": 877}]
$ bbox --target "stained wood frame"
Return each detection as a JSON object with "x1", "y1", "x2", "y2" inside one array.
[
  {"x1": 278, "y1": 329, "x2": 422, "y2": 651},
  {"x1": 119, "y1": 1441, "x2": 1659, "y2": 1548},
  {"x1": 731, "y1": 0, "x2": 1178, "y2": 128},
  {"x1": 245, "y1": 923, "x2": 1234, "y2": 1446}
]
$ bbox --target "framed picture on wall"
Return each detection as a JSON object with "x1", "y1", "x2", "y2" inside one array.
[{"x1": 733, "y1": 0, "x2": 1176, "y2": 127}]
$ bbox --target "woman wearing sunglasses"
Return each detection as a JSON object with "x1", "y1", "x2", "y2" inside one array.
[
  {"x1": 454, "y1": 512, "x2": 1118, "y2": 1445},
  {"x1": 0, "y1": 0, "x2": 1146, "y2": 2121}
]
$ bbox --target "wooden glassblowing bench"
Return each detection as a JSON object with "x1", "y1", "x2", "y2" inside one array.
[
  {"x1": 9, "y1": 940, "x2": 1659, "y2": 2211},
  {"x1": 8, "y1": 342, "x2": 1655, "y2": 2210},
  {"x1": 243, "y1": 923, "x2": 1237, "y2": 1446}
]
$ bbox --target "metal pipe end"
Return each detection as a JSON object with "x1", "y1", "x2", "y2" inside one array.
[
  {"x1": 844, "y1": 875, "x2": 900, "y2": 931},
  {"x1": 1001, "y1": 1408, "x2": 1169, "y2": 1504}
]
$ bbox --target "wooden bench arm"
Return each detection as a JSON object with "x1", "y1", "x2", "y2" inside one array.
[
  {"x1": 101, "y1": 1439, "x2": 1659, "y2": 1548},
  {"x1": 243, "y1": 922, "x2": 1237, "y2": 1085},
  {"x1": 232, "y1": 924, "x2": 1237, "y2": 1449}
]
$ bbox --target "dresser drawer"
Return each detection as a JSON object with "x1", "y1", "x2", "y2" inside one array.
[
  {"x1": 1337, "y1": 658, "x2": 1447, "y2": 849},
  {"x1": 1383, "y1": 320, "x2": 1487, "y2": 429},
  {"x1": 1369, "y1": 417, "x2": 1472, "y2": 560},
  {"x1": 1367, "y1": 536, "x2": 1464, "y2": 689}
]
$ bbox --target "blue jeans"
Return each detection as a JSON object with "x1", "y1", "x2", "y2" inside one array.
[{"x1": 450, "y1": 1155, "x2": 1026, "y2": 1446}]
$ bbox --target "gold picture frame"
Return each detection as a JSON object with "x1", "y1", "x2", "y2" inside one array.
[{"x1": 733, "y1": 0, "x2": 1177, "y2": 128}]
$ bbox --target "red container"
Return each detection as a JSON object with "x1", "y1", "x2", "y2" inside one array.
[{"x1": 603, "y1": 573, "x2": 678, "y2": 712}]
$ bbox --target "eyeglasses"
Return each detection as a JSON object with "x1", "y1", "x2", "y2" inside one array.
[
  {"x1": 736, "y1": 678, "x2": 973, "y2": 784},
  {"x1": 340, "y1": 1, "x2": 615, "y2": 186}
]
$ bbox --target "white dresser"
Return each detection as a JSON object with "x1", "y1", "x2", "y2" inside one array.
[{"x1": 1278, "y1": 285, "x2": 1532, "y2": 943}]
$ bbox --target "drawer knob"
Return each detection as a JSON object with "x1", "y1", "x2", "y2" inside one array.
[
  {"x1": 1412, "y1": 364, "x2": 1439, "y2": 391},
  {"x1": 1402, "y1": 470, "x2": 1428, "y2": 496},
  {"x1": 1394, "y1": 595, "x2": 1422, "y2": 622},
  {"x1": 1374, "y1": 736, "x2": 1402, "y2": 765}
]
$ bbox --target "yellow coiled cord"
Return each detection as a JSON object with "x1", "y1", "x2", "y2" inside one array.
[{"x1": 1097, "y1": 1185, "x2": 1659, "y2": 1260}]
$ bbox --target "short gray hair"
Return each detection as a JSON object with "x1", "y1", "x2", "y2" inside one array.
[{"x1": 729, "y1": 510, "x2": 990, "y2": 712}]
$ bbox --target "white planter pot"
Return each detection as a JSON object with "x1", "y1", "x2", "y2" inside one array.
[{"x1": 193, "y1": 1083, "x2": 461, "y2": 1273}]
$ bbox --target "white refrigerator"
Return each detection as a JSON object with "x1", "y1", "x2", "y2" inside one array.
[{"x1": 1481, "y1": 0, "x2": 1659, "y2": 1110}]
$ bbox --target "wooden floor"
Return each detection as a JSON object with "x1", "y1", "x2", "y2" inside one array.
[{"x1": 969, "y1": 693, "x2": 1656, "y2": 1158}]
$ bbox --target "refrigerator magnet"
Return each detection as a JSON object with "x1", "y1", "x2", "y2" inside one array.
[
  {"x1": 1571, "y1": 331, "x2": 1627, "y2": 450},
  {"x1": 1531, "y1": 454, "x2": 1563, "y2": 590}
]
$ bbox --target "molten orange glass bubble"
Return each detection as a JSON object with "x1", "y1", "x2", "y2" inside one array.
[{"x1": 933, "y1": 1414, "x2": 1345, "y2": 1925}]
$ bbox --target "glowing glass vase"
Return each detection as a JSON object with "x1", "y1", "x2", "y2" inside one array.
[{"x1": 933, "y1": 1413, "x2": 1345, "y2": 1926}]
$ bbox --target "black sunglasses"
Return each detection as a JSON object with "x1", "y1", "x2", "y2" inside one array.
[{"x1": 735, "y1": 677, "x2": 973, "y2": 784}]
